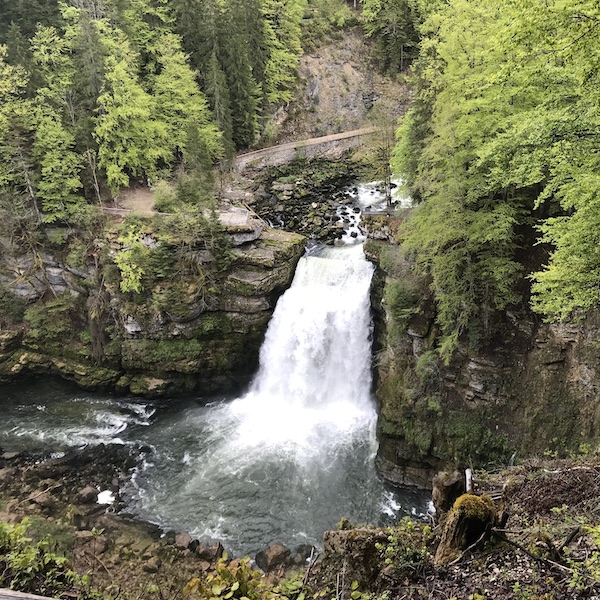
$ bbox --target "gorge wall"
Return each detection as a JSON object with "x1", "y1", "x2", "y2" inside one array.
[
  {"x1": 0, "y1": 208, "x2": 305, "y2": 397},
  {"x1": 366, "y1": 223, "x2": 600, "y2": 489}
]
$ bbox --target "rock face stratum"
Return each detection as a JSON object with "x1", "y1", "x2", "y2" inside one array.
[{"x1": 0, "y1": 207, "x2": 305, "y2": 397}]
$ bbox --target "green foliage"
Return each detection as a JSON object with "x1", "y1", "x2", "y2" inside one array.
[
  {"x1": 0, "y1": 0, "x2": 310, "y2": 217},
  {"x1": 274, "y1": 572, "x2": 306, "y2": 600},
  {"x1": 24, "y1": 293, "x2": 81, "y2": 347},
  {"x1": 375, "y1": 519, "x2": 431, "y2": 578},
  {"x1": 95, "y1": 54, "x2": 170, "y2": 193},
  {"x1": 183, "y1": 555, "x2": 266, "y2": 600},
  {"x1": 361, "y1": 0, "x2": 420, "y2": 74},
  {"x1": 152, "y1": 32, "x2": 223, "y2": 164},
  {"x1": 262, "y1": 0, "x2": 307, "y2": 105},
  {"x1": 415, "y1": 351, "x2": 438, "y2": 385},
  {"x1": 301, "y1": 0, "x2": 357, "y2": 51},
  {"x1": 114, "y1": 223, "x2": 151, "y2": 293},
  {"x1": 0, "y1": 519, "x2": 83, "y2": 597},
  {"x1": 32, "y1": 109, "x2": 84, "y2": 223},
  {"x1": 394, "y1": 0, "x2": 600, "y2": 350},
  {"x1": 113, "y1": 206, "x2": 232, "y2": 321},
  {"x1": 0, "y1": 285, "x2": 26, "y2": 328},
  {"x1": 153, "y1": 180, "x2": 178, "y2": 213},
  {"x1": 385, "y1": 278, "x2": 419, "y2": 325}
]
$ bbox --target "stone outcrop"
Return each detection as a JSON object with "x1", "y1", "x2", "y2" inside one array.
[
  {"x1": 368, "y1": 237, "x2": 600, "y2": 488},
  {"x1": 0, "y1": 210, "x2": 305, "y2": 397}
]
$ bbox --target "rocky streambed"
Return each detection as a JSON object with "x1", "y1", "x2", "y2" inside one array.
[
  {"x1": 2, "y1": 445, "x2": 600, "y2": 599},
  {"x1": 249, "y1": 158, "x2": 362, "y2": 244}
]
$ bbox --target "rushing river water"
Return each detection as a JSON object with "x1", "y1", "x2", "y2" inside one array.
[{"x1": 0, "y1": 183, "x2": 428, "y2": 556}]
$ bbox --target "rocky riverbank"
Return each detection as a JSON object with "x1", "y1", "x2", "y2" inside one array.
[{"x1": 2, "y1": 447, "x2": 600, "y2": 599}]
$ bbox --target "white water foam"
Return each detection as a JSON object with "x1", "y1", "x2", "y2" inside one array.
[{"x1": 220, "y1": 243, "x2": 376, "y2": 457}]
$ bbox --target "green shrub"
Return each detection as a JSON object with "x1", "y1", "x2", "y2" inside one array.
[
  {"x1": 385, "y1": 279, "x2": 419, "y2": 324},
  {"x1": 183, "y1": 555, "x2": 266, "y2": 600},
  {"x1": 0, "y1": 285, "x2": 25, "y2": 327},
  {"x1": 24, "y1": 293, "x2": 79, "y2": 347},
  {"x1": 375, "y1": 519, "x2": 431, "y2": 579},
  {"x1": 0, "y1": 519, "x2": 82, "y2": 597},
  {"x1": 415, "y1": 351, "x2": 439, "y2": 385},
  {"x1": 153, "y1": 180, "x2": 179, "y2": 213}
]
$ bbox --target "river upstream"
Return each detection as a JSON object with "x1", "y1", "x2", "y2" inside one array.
[{"x1": 0, "y1": 183, "x2": 428, "y2": 557}]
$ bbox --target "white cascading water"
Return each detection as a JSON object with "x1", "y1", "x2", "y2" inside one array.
[{"x1": 224, "y1": 244, "x2": 375, "y2": 454}]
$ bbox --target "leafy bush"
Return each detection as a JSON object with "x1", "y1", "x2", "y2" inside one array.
[
  {"x1": 0, "y1": 519, "x2": 84, "y2": 597},
  {"x1": 153, "y1": 179, "x2": 179, "y2": 213},
  {"x1": 0, "y1": 285, "x2": 25, "y2": 328},
  {"x1": 385, "y1": 278, "x2": 419, "y2": 324},
  {"x1": 415, "y1": 351, "x2": 439, "y2": 385},
  {"x1": 375, "y1": 519, "x2": 431, "y2": 579},
  {"x1": 184, "y1": 556, "x2": 266, "y2": 600}
]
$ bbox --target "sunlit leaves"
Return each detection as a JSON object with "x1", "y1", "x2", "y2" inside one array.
[{"x1": 395, "y1": 0, "x2": 600, "y2": 351}]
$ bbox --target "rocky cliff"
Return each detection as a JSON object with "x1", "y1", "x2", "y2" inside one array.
[
  {"x1": 0, "y1": 207, "x2": 305, "y2": 397},
  {"x1": 365, "y1": 224, "x2": 600, "y2": 489}
]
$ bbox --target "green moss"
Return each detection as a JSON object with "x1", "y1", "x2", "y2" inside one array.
[
  {"x1": 23, "y1": 294, "x2": 94, "y2": 363},
  {"x1": 0, "y1": 285, "x2": 25, "y2": 327},
  {"x1": 453, "y1": 494, "x2": 495, "y2": 521}
]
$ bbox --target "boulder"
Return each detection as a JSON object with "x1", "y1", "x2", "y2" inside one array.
[
  {"x1": 290, "y1": 544, "x2": 315, "y2": 566},
  {"x1": 143, "y1": 555, "x2": 161, "y2": 573},
  {"x1": 175, "y1": 532, "x2": 193, "y2": 549},
  {"x1": 77, "y1": 485, "x2": 98, "y2": 504},
  {"x1": 196, "y1": 542, "x2": 224, "y2": 562},
  {"x1": 255, "y1": 542, "x2": 291, "y2": 572},
  {"x1": 33, "y1": 491, "x2": 57, "y2": 509}
]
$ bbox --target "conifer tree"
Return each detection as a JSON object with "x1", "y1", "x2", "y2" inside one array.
[
  {"x1": 152, "y1": 32, "x2": 223, "y2": 163},
  {"x1": 94, "y1": 55, "x2": 170, "y2": 192}
]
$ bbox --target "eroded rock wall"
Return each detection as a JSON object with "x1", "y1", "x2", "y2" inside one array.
[
  {"x1": 0, "y1": 212, "x2": 305, "y2": 397},
  {"x1": 367, "y1": 237, "x2": 600, "y2": 489}
]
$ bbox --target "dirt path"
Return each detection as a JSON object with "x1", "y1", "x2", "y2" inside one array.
[{"x1": 115, "y1": 185, "x2": 156, "y2": 215}]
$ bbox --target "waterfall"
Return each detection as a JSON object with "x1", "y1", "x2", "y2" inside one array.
[
  {"x1": 123, "y1": 241, "x2": 423, "y2": 556},
  {"x1": 224, "y1": 243, "x2": 376, "y2": 454}
]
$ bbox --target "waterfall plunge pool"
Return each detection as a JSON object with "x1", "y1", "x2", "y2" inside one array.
[{"x1": 0, "y1": 185, "x2": 429, "y2": 557}]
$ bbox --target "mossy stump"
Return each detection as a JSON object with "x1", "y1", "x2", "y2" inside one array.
[{"x1": 434, "y1": 493, "x2": 496, "y2": 566}]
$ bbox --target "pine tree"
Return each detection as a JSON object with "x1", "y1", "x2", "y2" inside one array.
[
  {"x1": 31, "y1": 108, "x2": 84, "y2": 223},
  {"x1": 261, "y1": 0, "x2": 307, "y2": 105},
  {"x1": 204, "y1": 50, "x2": 235, "y2": 157},
  {"x1": 152, "y1": 32, "x2": 223, "y2": 163},
  {"x1": 94, "y1": 55, "x2": 170, "y2": 192}
]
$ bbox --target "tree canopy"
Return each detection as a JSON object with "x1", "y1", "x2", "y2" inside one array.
[
  {"x1": 393, "y1": 0, "x2": 600, "y2": 356},
  {"x1": 0, "y1": 0, "x2": 309, "y2": 221}
]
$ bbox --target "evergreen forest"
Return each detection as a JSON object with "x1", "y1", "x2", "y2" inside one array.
[{"x1": 0, "y1": 0, "x2": 315, "y2": 225}]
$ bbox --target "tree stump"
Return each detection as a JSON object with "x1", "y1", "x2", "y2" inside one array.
[
  {"x1": 432, "y1": 470, "x2": 466, "y2": 521},
  {"x1": 434, "y1": 493, "x2": 496, "y2": 566}
]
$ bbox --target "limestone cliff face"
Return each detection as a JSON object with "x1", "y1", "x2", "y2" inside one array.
[
  {"x1": 0, "y1": 210, "x2": 305, "y2": 397},
  {"x1": 366, "y1": 237, "x2": 600, "y2": 489}
]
